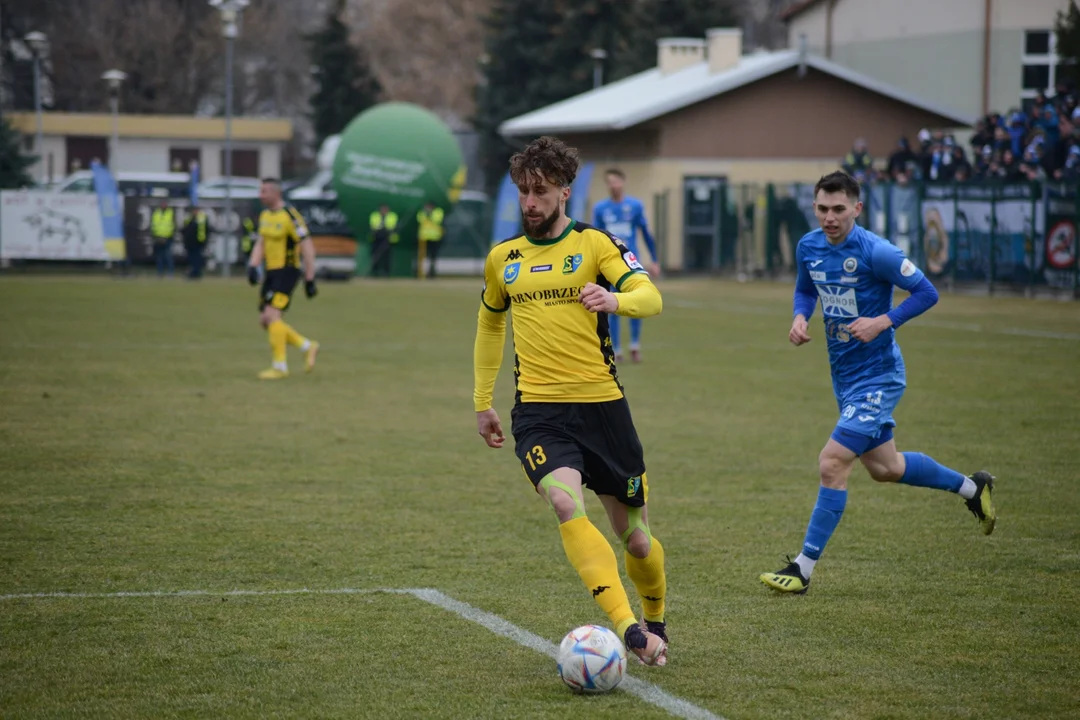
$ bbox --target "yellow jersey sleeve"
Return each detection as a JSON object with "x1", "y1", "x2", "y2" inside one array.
[
  {"x1": 474, "y1": 248, "x2": 510, "y2": 412},
  {"x1": 594, "y1": 231, "x2": 662, "y2": 318},
  {"x1": 480, "y1": 249, "x2": 510, "y2": 313},
  {"x1": 286, "y1": 206, "x2": 310, "y2": 241}
]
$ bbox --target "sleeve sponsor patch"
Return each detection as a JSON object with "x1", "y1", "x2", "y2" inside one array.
[
  {"x1": 900, "y1": 259, "x2": 917, "y2": 277},
  {"x1": 623, "y1": 250, "x2": 644, "y2": 270}
]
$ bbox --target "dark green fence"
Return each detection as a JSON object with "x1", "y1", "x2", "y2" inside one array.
[{"x1": 670, "y1": 180, "x2": 1079, "y2": 294}]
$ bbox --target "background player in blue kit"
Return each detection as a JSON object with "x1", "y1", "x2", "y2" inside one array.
[
  {"x1": 760, "y1": 171, "x2": 997, "y2": 595},
  {"x1": 593, "y1": 169, "x2": 660, "y2": 363}
]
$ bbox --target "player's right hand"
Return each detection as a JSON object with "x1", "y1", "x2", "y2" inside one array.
[
  {"x1": 476, "y1": 408, "x2": 505, "y2": 449},
  {"x1": 789, "y1": 316, "x2": 812, "y2": 346},
  {"x1": 247, "y1": 266, "x2": 259, "y2": 286}
]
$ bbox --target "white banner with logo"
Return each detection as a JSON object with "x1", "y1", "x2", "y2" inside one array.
[{"x1": 1, "y1": 191, "x2": 109, "y2": 260}]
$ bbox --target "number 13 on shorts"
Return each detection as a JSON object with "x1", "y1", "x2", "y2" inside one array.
[{"x1": 525, "y1": 445, "x2": 547, "y2": 471}]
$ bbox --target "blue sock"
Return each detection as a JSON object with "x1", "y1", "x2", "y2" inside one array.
[
  {"x1": 801, "y1": 486, "x2": 847, "y2": 560},
  {"x1": 629, "y1": 318, "x2": 642, "y2": 347},
  {"x1": 610, "y1": 315, "x2": 622, "y2": 354},
  {"x1": 899, "y1": 452, "x2": 966, "y2": 493}
]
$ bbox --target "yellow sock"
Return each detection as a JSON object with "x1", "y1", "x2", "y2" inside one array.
[
  {"x1": 282, "y1": 322, "x2": 307, "y2": 348},
  {"x1": 558, "y1": 517, "x2": 636, "y2": 637},
  {"x1": 625, "y1": 536, "x2": 666, "y2": 623},
  {"x1": 267, "y1": 320, "x2": 287, "y2": 366}
]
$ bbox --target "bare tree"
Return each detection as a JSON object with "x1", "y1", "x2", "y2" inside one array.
[{"x1": 345, "y1": 0, "x2": 491, "y2": 129}]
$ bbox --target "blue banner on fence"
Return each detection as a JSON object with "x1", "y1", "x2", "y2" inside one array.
[
  {"x1": 568, "y1": 161, "x2": 594, "y2": 223},
  {"x1": 189, "y1": 161, "x2": 200, "y2": 205},
  {"x1": 490, "y1": 171, "x2": 521, "y2": 245},
  {"x1": 90, "y1": 161, "x2": 126, "y2": 261}
]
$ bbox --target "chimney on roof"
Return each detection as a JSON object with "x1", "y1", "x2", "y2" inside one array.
[
  {"x1": 706, "y1": 27, "x2": 743, "y2": 74},
  {"x1": 656, "y1": 37, "x2": 706, "y2": 75}
]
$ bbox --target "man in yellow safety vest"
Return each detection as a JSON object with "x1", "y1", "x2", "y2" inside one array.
[
  {"x1": 150, "y1": 199, "x2": 176, "y2": 278},
  {"x1": 369, "y1": 204, "x2": 399, "y2": 277},
  {"x1": 417, "y1": 201, "x2": 445, "y2": 279}
]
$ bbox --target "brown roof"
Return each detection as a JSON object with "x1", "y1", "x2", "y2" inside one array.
[{"x1": 781, "y1": 0, "x2": 828, "y2": 22}]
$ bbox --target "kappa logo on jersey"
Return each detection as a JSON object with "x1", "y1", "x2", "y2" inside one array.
[
  {"x1": 504, "y1": 262, "x2": 521, "y2": 284},
  {"x1": 843, "y1": 257, "x2": 858, "y2": 273},
  {"x1": 505, "y1": 248, "x2": 524, "y2": 262},
  {"x1": 900, "y1": 259, "x2": 917, "y2": 277},
  {"x1": 817, "y1": 285, "x2": 859, "y2": 318},
  {"x1": 562, "y1": 253, "x2": 583, "y2": 275},
  {"x1": 623, "y1": 250, "x2": 644, "y2": 271}
]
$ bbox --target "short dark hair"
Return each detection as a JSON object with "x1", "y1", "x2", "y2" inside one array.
[
  {"x1": 814, "y1": 171, "x2": 861, "y2": 201},
  {"x1": 605, "y1": 168, "x2": 625, "y2": 179},
  {"x1": 260, "y1": 177, "x2": 281, "y2": 185},
  {"x1": 509, "y1": 136, "x2": 579, "y2": 187}
]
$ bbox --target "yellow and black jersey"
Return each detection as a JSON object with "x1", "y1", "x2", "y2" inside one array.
[
  {"x1": 259, "y1": 204, "x2": 310, "y2": 271},
  {"x1": 474, "y1": 220, "x2": 662, "y2": 409}
]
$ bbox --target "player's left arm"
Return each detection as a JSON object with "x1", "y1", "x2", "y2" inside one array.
[
  {"x1": 289, "y1": 206, "x2": 319, "y2": 296},
  {"x1": 581, "y1": 234, "x2": 662, "y2": 318},
  {"x1": 849, "y1": 244, "x2": 939, "y2": 342}
]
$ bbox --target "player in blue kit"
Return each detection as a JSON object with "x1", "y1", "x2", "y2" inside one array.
[
  {"x1": 760, "y1": 171, "x2": 997, "y2": 595},
  {"x1": 593, "y1": 169, "x2": 659, "y2": 363}
]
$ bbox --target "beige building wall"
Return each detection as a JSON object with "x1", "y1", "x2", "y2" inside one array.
[
  {"x1": 582, "y1": 158, "x2": 838, "y2": 270},
  {"x1": 788, "y1": 0, "x2": 1072, "y2": 119}
]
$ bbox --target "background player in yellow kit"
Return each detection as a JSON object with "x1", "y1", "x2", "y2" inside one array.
[{"x1": 247, "y1": 178, "x2": 320, "y2": 380}]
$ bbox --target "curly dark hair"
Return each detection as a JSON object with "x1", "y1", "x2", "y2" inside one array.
[{"x1": 509, "y1": 136, "x2": 580, "y2": 188}]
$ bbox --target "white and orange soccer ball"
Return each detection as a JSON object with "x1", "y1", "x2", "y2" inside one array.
[{"x1": 556, "y1": 625, "x2": 627, "y2": 694}]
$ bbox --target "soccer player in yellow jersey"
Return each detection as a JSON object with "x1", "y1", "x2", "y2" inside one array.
[
  {"x1": 473, "y1": 137, "x2": 668, "y2": 666},
  {"x1": 247, "y1": 178, "x2": 320, "y2": 380}
]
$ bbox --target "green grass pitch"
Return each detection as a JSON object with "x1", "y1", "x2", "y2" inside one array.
[{"x1": 1, "y1": 275, "x2": 1078, "y2": 719}]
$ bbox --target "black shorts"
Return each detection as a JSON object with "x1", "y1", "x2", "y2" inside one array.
[
  {"x1": 510, "y1": 398, "x2": 648, "y2": 507},
  {"x1": 259, "y1": 267, "x2": 300, "y2": 311}
]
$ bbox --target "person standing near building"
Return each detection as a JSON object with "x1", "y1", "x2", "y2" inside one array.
[
  {"x1": 151, "y1": 199, "x2": 176, "y2": 278},
  {"x1": 592, "y1": 169, "x2": 660, "y2": 363},
  {"x1": 183, "y1": 204, "x2": 209, "y2": 279},
  {"x1": 369, "y1": 204, "x2": 399, "y2": 277},
  {"x1": 417, "y1": 201, "x2": 446, "y2": 279}
]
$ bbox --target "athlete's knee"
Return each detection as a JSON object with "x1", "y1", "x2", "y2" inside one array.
[
  {"x1": 547, "y1": 488, "x2": 582, "y2": 523},
  {"x1": 818, "y1": 448, "x2": 851, "y2": 489},
  {"x1": 624, "y1": 528, "x2": 651, "y2": 559}
]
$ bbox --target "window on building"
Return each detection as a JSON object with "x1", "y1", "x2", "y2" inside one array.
[{"x1": 1021, "y1": 29, "x2": 1071, "y2": 107}]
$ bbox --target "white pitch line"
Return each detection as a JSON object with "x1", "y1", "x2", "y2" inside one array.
[
  {"x1": 0, "y1": 587, "x2": 397, "y2": 601},
  {"x1": 405, "y1": 588, "x2": 724, "y2": 720},
  {"x1": 1, "y1": 586, "x2": 725, "y2": 720}
]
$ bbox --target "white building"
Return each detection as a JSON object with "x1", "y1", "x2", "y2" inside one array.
[
  {"x1": 783, "y1": 0, "x2": 1076, "y2": 118},
  {"x1": 9, "y1": 112, "x2": 293, "y2": 185}
]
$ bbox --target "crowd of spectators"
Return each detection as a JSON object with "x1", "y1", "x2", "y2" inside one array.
[{"x1": 841, "y1": 83, "x2": 1080, "y2": 185}]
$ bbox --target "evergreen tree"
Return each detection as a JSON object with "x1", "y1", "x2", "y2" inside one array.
[
  {"x1": 1055, "y1": 1, "x2": 1080, "y2": 91},
  {"x1": 307, "y1": 0, "x2": 381, "y2": 149},
  {"x1": 0, "y1": 117, "x2": 36, "y2": 189}
]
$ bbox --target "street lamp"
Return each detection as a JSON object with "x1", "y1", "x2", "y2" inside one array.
[
  {"x1": 590, "y1": 48, "x2": 607, "y2": 89},
  {"x1": 25, "y1": 31, "x2": 47, "y2": 184},
  {"x1": 209, "y1": 0, "x2": 250, "y2": 278},
  {"x1": 101, "y1": 70, "x2": 127, "y2": 174}
]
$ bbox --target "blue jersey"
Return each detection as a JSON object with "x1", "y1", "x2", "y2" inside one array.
[
  {"x1": 593, "y1": 197, "x2": 656, "y2": 259},
  {"x1": 794, "y1": 225, "x2": 925, "y2": 384}
]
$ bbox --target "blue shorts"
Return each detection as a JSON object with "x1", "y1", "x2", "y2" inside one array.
[{"x1": 830, "y1": 375, "x2": 906, "y2": 455}]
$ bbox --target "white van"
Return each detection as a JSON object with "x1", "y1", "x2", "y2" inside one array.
[{"x1": 55, "y1": 171, "x2": 192, "y2": 198}]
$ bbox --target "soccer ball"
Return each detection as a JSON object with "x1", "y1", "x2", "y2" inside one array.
[{"x1": 556, "y1": 625, "x2": 626, "y2": 694}]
